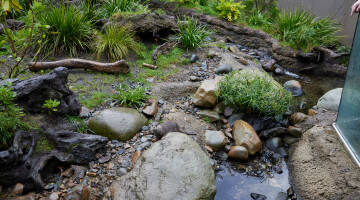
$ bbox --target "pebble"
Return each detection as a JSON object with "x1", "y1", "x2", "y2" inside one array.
[
  {"x1": 228, "y1": 113, "x2": 245, "y2": 127},
  {"x1": 11, "y1": 183, "x2": 24, "y2": 196},
  {"x1": 131, "y1": 151, "x2": 141, "y2": 163},
  {"x1": 308, "y1": 109, "x2": 317, "y2": 116},
  {"x1": 274, "y1": 67, "x2": 285, "y2": 75},
  {"x1": 86, "y1": 172, "x2": 97, "y2": 177},
  {"x1": 190, "y1": 54, "x2": 199, "y2": 63},
  {"x1": 261, "y1": 59, "x2": 276, "y2": 72},
  {"x1": 224, "y1": 107, "x2": 234, "y2": 117},
  {"x1": 190, "y1": 76, "x2": 200, "y2": 81},
  {"x1": 289, "y1": 112, "x2": 308, "y2": 125},
  {"x1": 284, "y1": 80, "x2": 303, "y2": 96},
  {"x1": 106, "y1": 163, "x2": 115, "y2": 170},
  {"x1": 287, "y1": 126, "x2": 303, "y2": 138},
  {"x1": 140, "y1": 135, "x2": 153, "y2": 143},
  {"x1": 201, "y1": 62, "x2": 208, "y2": 71},
  {"x1": 197, "y1": 110, "x2": 220, "y2": 122},
  {"x1": 116, "y1": 168, "x2": 127, "y2": 176},
  {"x1": 79, "y1": 107, "x2": 90, "y2": 117},
  {"x1": 62, "y1": 168, "x2": 74, "y2": 178},
  {"x1": 205, "y1": 130, "x2": 226, "y2": 151},
  {"x1": 215, "y1": 63, "x2": 232, "y2": 74},
  {"x1": 98, "y1": 156, "x2": 111, "y2": 164},
  {"x1": 228, "y1": 146, "x2": 248, "y2": 160},
  {"x1": 250, "y1": 193, "x2": 267, "y2": 200},
  {"x1": 49, "y1": 192, "x2": 59, "y2": 200}
]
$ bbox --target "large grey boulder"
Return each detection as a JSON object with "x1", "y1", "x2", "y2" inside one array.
[
  {"x1": 88, "y1": 107, "x2": 148, "y2": 141},
  {"x1": 106, "y1": 132, "x2": 216, "y2": 200},
  {"x1": 317, "y1": 88, "x2": 342, "y2": 111}
]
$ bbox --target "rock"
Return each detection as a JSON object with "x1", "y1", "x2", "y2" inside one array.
[
  {"x1": 284, "y1": 80, "x2": 303, "y2": 96},
  {"x1": 131, "y1": 151, "x2": 141, "y2": 163},
  {"x1": 232, "y1": 120, "x2": 262, "y2": 155},
  {"x1": 265, "y1": 137, "x2": 283, "y2": 152},
  {"x1": 229, "y1": 46, "x2": 240, "y2": 54},
  {"x1": 152, "y1": 121, "x2": 185, "y2": 139},
  {"x1": 261, "y1": 59, "x2": 276, "y2": 72},
  {"x1": 142, "y1": 99, "x2": 158, "y2": 116},
  {"x1": 79, "y1": 107, "x2": 90, "y2": 117},
  {"x1": 208, "y1": 50, "x2": 216, "y2": 58},
  {"x1": 190, "y1": 54, "x2": 199, "y2": 63},
  {"x1": 189, "y1": 76, "x2": 200, "y2": 81},
  {"x1": 289, "y1": 112, "x2": 308, "y2": 126},
  {"x1": 98, "y1": 156, "x2": 111, "y2": 164},
  {"x1": 228, "y1": 113, "x2": 245, "y2": 127},
  {"x1": 274, "y1": 67, "x2": 285, "y2": 75},
  {"x1": 201, "y1": 62, "x2": 208, "y2": 71},
  {"x1": 4, "y1": 67, "x2": 81, "y2": 115},
  {"x1": 62, "y1": 168, "x2": 74, "y2": 178},
  {"x1": 107, "y1": 132, "x2": 216, "y2": 200},
  {"x1": 317, "y1": 88, "x2": 342, "y2": 111},
  {"x1": 116, "y1": 168, "x2": 127, "y2": 176},
  {"x1": 197, "y1": 110, "x2": 220, "y2": 122},
  {"x1": 287, "y1": 126, "x2": 302, "y2": 138},
  {"x1": 65, "y1": 192, "x2": 80, "y2": 200},
  {"x1": 259, "y1": 127, "x2": 287, "y2": 139},
  {"x1": 12, "y1": 183, "x2": 24, "y2": 196},
  {"x1": 308, "y1": 109, "x2": 317, "y2": 116},
  {"x1": 88, "y1": 107, "x2": 148, "y2": 141},
  {"x1": 213, "y1": 102, "x2": 225, "y2": 114},
  {"x1": 224, "y1": 107, "x2": 234, "y2": 117},
  {"x1": 205, "y1": 130, "x2": 226, "y2": 151},
  {"x1": 86, "y1": 172, "x2": 97, "y2": 177},
  {"x1": 49, "y1": 192, "x2": 59, "y2": 200},
  {"x1": 228, "y1": 146, "x2": 248, "y2": 160},
  {"x1": 193, "y1": 76, "x2": 223, "y2": 108},
  {"x1": 289, "y1": 125, "x2": 360, "y2": 199},
  {"x1": 71, "y1": 165, "x2": 86, "y2": 181},
  {"x1": 215, "y1": 63, "x2": 232, "y2": 74},
  {"x1": 250, "y1": 193, "x2": 267, "y2": 200}
]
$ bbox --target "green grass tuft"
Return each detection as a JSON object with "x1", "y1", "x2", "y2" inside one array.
[{"x1": 112, "y1": 84, "x2": 150, "y2": 107}]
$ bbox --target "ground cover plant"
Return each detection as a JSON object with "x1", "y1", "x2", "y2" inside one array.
[
  {"x1": 217, "y1": 70, "x2": 292, "y2": 118},
  {"x1": 112, "y1": 83, "x2": 150, "y2": 107},
  {"x1": 97, "y1": 0, "x2": 148, "y2": 19},
  {"x1": 216, "y1": 0, "x2": 244, "y2": 22},
  {"x1": 176, "y1": 16, "x2": 213, "y2": 48}
]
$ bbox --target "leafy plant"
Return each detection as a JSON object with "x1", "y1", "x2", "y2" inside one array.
[
  {"x1": 243, "y1": 0, "x2": 279, "y2": 20},
  {"x1": 112, "y1": 84, "x2": 150, "y2": 107},
  {"x1": 217, "y1": 70, "x2": 292, "y2": 118},
  {"x1": 94, "y1": 24, "x2": 140, "y2": 61},
  {"x1": 36, "y1": 4, "x2": 93, "y2": 56},
  {"x1": 176, "y1": 16, "x2": 212, "y2": 48},
  {"x1": 0, "y1": 83, "x2": 30, "y2": 149},
  {"x1": 80, "y1": 91, "x2": 109, "y2": 109},
  {"x1": 42, "y1": 98, "x2": 60, "y2": 114},
  {"x1": 66, "y1": 115, "x2": 89, "y2": 133},
  {"x1": 246, "y1": 10, "x2": 274, "y2": 31},
  {"x1": 336, "y1": 45, "x2": 351, "y2": 54},
  {"x1": 216, "y1": 0, "x2": 244, "y2": 22},
  {"x1": 276, "y1": 8, "x2": 341, "y2": 51},
  {"x1": 0, "y1": 1, "x2": 47, "y2": 79},
  {"x1": 97, "y1": 0, "x2": 146, "y2": 19}
]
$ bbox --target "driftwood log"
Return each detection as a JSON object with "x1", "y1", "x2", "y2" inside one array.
[
  {"x1": 142, "y1": 63, "x2": 158, "y2": 69},
  {"x1": 28, "y1": 59, "x2": 131, "y2": 74}
]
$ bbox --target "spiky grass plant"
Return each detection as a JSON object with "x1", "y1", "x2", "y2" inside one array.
[
  {"x1": 36, "y1": 4, "x2": 93, "y2": 56},
  {"x1": 276, "y1": 8, "x2": 341, "y2": 51},
  {"x1": 176, "y1": 16, "x2": 213, "y2": 49},
  {"x1": 98, "y1": 0, "x2": 147, "y2": 19},
  {"x1": 112, "y1": 84, "x2": 150, "y2": 108},
  {"x1": 94, "y1": 24, "x2": 140, "y2": 61}
]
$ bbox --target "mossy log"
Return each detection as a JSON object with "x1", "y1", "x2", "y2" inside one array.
[{"x1": 28, "y1": 59, "x2": 130, "y2": 74}]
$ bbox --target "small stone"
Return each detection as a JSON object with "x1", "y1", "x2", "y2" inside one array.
[
  {"x1": 224, "y1": 145, "x2": 231, "y2": 151},
  {"x1": 308, "y1": 109, "x2": 317, "y2": 116},
  {"x1": 98, "y1": 156, "x2": 111, "y2": 164},
  {"x1": 289, "y1": 112, "x2": 308, "y2": 125},
  {"x1": 228, "y1": 113, "x2": 245, "y2": 127},
  {"x1": 238, "y1": 57, "x2": 248, "y2": 65},
  {"x1": 250, "y1": 193, "x2": 267, "y2": 200},
  {"x1": 224, "y1": 107, "x2": 233, "y2": 117},
  {"x1": 232, "y1": 120, "x2": 262, "y2": 155},
  {"x1": 215, "y1": 64, "x2": 232, "y2": 74},
  {"x1": 274, "y1": 67, "x2": 285, "y2": 75},
  {"x1": 79, "y1": 107, "x2": 90, "y2": 117},
  {"x1": 205, "y1": 130, "x2": 226, "y2": 151},
  {"x1": 12, "y1": 183, "x2": 24, "y2": 196},
  {"x1": 86, "y1": 172, "x2": 97, "y2": 177},
  {"x1": 140, "y1": 135, "x2": 152, "y2": 143},
  {"x1": 66, "y1": 182, "x2": 75, "y2": 189},
  {"x1": 131, "y1": 151, "x2": 141, "y2": 163},
  {"x1": 261, "y1": 59, "x2": 276, "y2": 72},
  {"x1": 116, "y1": 168, "x2": 127, "y2": 176},
  {"x1": 190, "y1": 76, "x2": 200, "y2": 82},
  {"x1": 228, "y1": 146, "x2": 248, "y2": 161},
  {"x1": 213, "y1": 102, "x2": 225, "y2": 114},
  {"x1": 208, "y1": 50, "x2": 216, "y2": 58},
  {"x1": 259, "y1": 127, "x2": 287, "y2": 139},
  {"x1": 142, "y1": 99, "x2": 158, "y2": 116},
  {"x1": 229, "y1": 46, "x2": 240, "y2": 54},
  {"x1": 49, "y1": 192, "x2": 59, "y2": 200},
  {"x1": 62, "y1": 168, "x2": 74, "y2": 178},
  {"x1": 190, "y1": 54, "x2": 199, "y2": 63},
  {"x1": 287, "y1": 126, "x2": 303, "y2": 138},
  {"x1": 107, "y1": 163, "x2": 115, "y2": 170},
  {"x1": 284, "y1": 80, "x2": 303, "y2": 96},
  {"x1": 205, "y1": 145, "x2": 213, "y2": 153},
  {"x1": 197, "y1": 110, "x2": 220, "y2": 122},
  {"x1": 201, "y1": 62, "x2": 208, "y2": 71}
]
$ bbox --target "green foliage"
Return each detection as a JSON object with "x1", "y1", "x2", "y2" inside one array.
[
  {"x1": 216, "y1": 0, "x2": 244, "y2": 22},
  {"x1": 36, "y1": 4, "x2": 93, "y2": 56},
  {"x1": 217, "y1": 70, "x2": 292, "y2": 118},
  {"x1": 0, "y1": 83, "x2": 30, "y2": 149},
  {"x1": 35, "y1": 137, "x2": 53, "y2": 153},
  {"x1": 97, "y1": 0, "x2": 147, "y2": 19},
  {"x1": 176, "y1": 16, "x2": 212, "y2": 48},
  {"x1": 243, "y1": 0, "x2": 279, "y2": 20},
  {"x1": 336, "y1": 45, "x2": 351, "y2": 54},
  {"x1": 42, "y1": 98, "x2": 60, "y2": 114},
  {"x1": 66, "y1": 115, "x2": 89, "y2": 133},
  {"x1": 94, "y1": 24, "x2": 140, "y2": 61},
  {"x1": 246, "y1": 10, "x2": 274, "y2": 31},
  {"x1": 112, "y1": 84, "x2": 150, "y2": 107},
  {"x1": 276, "y1": 8, "x2": 341, "y2": 51},
  {"x1": 80, "y1": 91, "x2": 109, "y2": 109}
]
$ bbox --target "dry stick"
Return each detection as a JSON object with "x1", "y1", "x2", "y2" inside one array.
[
  {"x1": 28, "y1": 59, "x2": 131, "y2": 74},
  {"x1": 142, "y1": 63, "x2": 158, "y2": 69}
]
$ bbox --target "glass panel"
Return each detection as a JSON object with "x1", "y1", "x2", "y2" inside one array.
[{"x1": 335, "y1": 15, "x2": 360, "y2": 163}]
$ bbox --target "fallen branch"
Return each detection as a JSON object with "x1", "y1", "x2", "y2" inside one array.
[
  {"x1": 142, "y1": 63, "x2": 158, "y2": 69},
  {"x1": 28, "y1": 59, "x2": 130, "y2": 74}
]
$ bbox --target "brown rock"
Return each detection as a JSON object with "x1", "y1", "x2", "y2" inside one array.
[
  {"x1": 12, "y1": 183, "x2": 24, "y2": 196},
  {"x1": 49, "y1": 192, "x2": 59, "y2": 200},
  {"x1": 308, "y1": 109, "x2": 317, "y2": 116},
  {"x1": 80, "y1": 186, "x2": 90, "y2": 200},
  {"x1": 131, "y1": 151, "x2": 141, "y2": 163},
  {"x1": 261, "y1": 59, "x2": 276, "y2": 72},
  {"x1": 238, "y1": 57, "x2": 248, "y2": 65},
  {"x1": 205, "y1": 145, "x2": 213, "y2": 153},
  {"x1": 62, "y1": 168, "x2": 74, "y2": 178},
  {"x1": 289, "y1": 112, "x2": 308, "y2": 125},
  {"x1": 142, "y1": 99, "x2": 158, "y2": 116},
  {"x1": 193, "y1": 76, "x2": 223, "y2": 108},
  {"x1": 232, "y1": 120, "x2": 262, "y2": 155},
  {"x1": 86, "y1": 172, "x2": 97, "y2": 177},
  {"x1": 228, "y1": 146, "x2": 248, "y2": 160},
  {"x1": 287, "y1": 126, "x2": 303, "y2": 138}
]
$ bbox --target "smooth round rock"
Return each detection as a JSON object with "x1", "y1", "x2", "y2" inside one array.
[
  {"x1": 287, "y1": 126, "x2": 303, "y2": 138},
  {"x1": 228, "y1": 146, "x2": 248, "y2": 160},
  {"x1": 205, "y1": 130, "x2": 226, "y2": 151},
  {"x1": 232, "y1": 120, "x2": 262, "y2": 155},
  {"x1": 215, "y1": 64, "x2": 233, "y2": 74},
  {"x1": 284, "y1": 80, "x2": 303, "y2": 96},
  {"x1": 317, "y1": 88, "x2": 342, "y2": 111},
  {"x1": 88, "y1": 107, "x2": 148, "y2": 141}
]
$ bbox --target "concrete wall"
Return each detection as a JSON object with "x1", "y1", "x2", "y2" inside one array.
[{"x1": 277, "y1": 0, "x2": 358, "y2": 46}]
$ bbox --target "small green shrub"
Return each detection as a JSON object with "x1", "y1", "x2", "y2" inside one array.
[
  {"x1": 42, "y1": 98, "x2": 60, "y2": 114},
  {"x1": 97, "y1": 0, "x2": 147, "y2": 19},
  {"x1": 0, "y1": 83, "x2": 30, "y2": 149},
  {"x1": 276, "y1": 8, "x2": 341, "y2": 51},
  {"x1": 36, "y1": 4, "x2": 93, "y2": 56},
  {"x1": 217, "y1": 70, "x2": 292, "y2": 118},
  {"x1": 94, "y1": 25, "x2": 140, "y2": 61},
  {"x1": 246, "y1": 10, "x2": 274, "y2": 31},
  {"x1": 336, "y1": 45, "x2": 351, "y2": 54},
  {"x1": 176, "y1": 16, "x2": 213, "y2": 48},
  {"x1": 66, "y1": 115, "x2": 89, "y2": 133},
  {"x1": 112, "y1": 84, "x2": 150, "y2": 107},
  {"x1": 216, "y1": 0, "x2": 245, "y2": 22},
  {"x1": 80, "y1": 91, "x2": 109, "y2": 109},
  {"x1": 243, "y1": 0, "x2": 280, "y2": 20}
]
